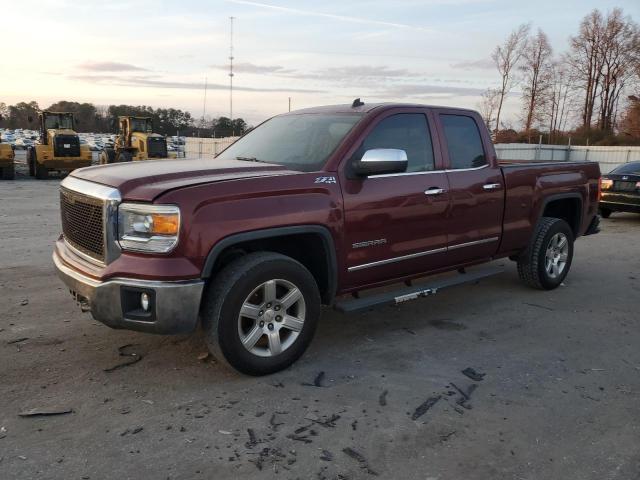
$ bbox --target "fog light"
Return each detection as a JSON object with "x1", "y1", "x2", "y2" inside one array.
[{"x1": 140, "y1": 293, "x2": 150, "y2": 312}]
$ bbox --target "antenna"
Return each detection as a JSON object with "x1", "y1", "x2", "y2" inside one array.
[
  {"x1": 202, "y1": 76, "x2": 208, "y2": 132},
  {"x1": 229, "y1": 16, "x2": 235, "y2": 125}
]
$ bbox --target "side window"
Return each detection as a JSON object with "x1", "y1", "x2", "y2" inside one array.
[
  {"x1": 358, "y1": 114, "x2": 435, "y2": 173},
  {"x1": 440, "y1": 114, "x2": 486, "y2": 169}
]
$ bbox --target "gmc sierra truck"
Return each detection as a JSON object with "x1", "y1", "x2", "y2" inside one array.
[{"x1": 53, "y1": 102, "x2": 601, "y2": 375}]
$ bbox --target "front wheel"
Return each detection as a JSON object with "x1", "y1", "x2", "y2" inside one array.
[
  {"x1": 202, "y1": 252, "x2": 320, "y2": 375},
  {"x1": 517, "y1": 217, "x2": 574, "y2": 290}
]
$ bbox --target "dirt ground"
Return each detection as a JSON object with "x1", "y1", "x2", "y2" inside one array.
[{"x1": 1, "y1": 165, "x2": 640, "y2": 480}]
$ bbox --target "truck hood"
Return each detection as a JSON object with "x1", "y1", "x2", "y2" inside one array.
[{"x1": 71, "y1": 158, "x2": 294, "y2": 201}]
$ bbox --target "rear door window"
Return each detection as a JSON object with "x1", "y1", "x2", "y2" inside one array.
[
  {"x1": 440, "y1": 114, "x2": 487, "y2": 169},
  {"x1": 358, "y1": 113, "x2": 435, "y2": 173}
]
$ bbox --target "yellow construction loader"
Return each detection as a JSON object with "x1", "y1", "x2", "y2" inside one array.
[
  {"x1": 27, "y1": 112, "x2": 92, "y2": 179},
  {"x1": 99, "y1": 116, "x2": 176, "y2": 164},
  {"x1": 0, "y1": 131, "x2": 15, "y2": 180}
]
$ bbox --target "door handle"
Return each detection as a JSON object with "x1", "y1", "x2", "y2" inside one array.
[
  {"x1": 483, "y1": 183, "x2": 501, "y2": 190},
  {"x1": 424, "y1": 187, "x2": 445, "y2": 195}
]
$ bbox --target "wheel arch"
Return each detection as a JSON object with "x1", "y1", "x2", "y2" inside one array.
[
  {"x1": 202, "y1": 225, "x2": 338, "y2": 305},
  {"x1": 539, "y1": 193, "x2": 583, "y2": 237}
]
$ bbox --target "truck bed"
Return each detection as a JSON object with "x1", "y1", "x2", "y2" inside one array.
[{"x1": 498, "y1": 160, "x2": 601, "y2": 254}]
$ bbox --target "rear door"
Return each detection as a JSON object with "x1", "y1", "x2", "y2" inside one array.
[
  {"x1": 339, "y1": 108, "x2": 451, "y2": 289},
  {"x1": 434, "y1": 110, "x2": 504, "y2": 264}
]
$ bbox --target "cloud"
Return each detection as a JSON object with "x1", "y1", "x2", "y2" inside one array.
[
  {"x1": 210, "y1": 62, "x2": 295, "y2": 75},
  {"x1": 225, "y1": 0, "x2": 433, "y2": 32},
  {"x1": 313, "y1": 65, "x2": 419, "y2": 81},
  {"x1": 450, "y1": 58, "x2": 495, "y2": 70},
  {"x1": 376, "y1": 83, "x2": 486, "y2": 98},
  {"x1": 67, "y1": 74, "x2": 325, "y2": 93},
  {"x1": 78, "y1": 61, "x2": 150, "y2": 72}
]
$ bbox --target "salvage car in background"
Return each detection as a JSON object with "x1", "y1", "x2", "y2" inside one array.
[{"x1": 600, "y1": 161, "x2": 640, "y2": 217}]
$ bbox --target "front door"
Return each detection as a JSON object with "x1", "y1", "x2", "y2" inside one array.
[
  {"x1": 435, "y1": 110, "x2": 504, "y2": 265},
  {"x1": 340, "y1": 110, "x2": 451, "y2": 289}
]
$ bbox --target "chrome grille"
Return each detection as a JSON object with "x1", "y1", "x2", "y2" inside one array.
[{"x1": 60, "y1": 187, "x2": 104, "y2": 262}]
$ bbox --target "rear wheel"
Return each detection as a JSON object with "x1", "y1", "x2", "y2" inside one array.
[
  {"x1": 28, "y1": 148, "x2": 35, "y2": 176},
  {"x1": 202, "y1": 252, "x2": 321, "y2": 375},
  {"x1": 1, "y1": 164, "x2": 15, "y2": 180},
  {"x1": 115, "y1": 151, "x2": 132, "y2": 163},
  {"x1": 35, "y1": 158, "x2": 49, "y2": 179},
  {"x1": 100, "y1": 148, "x2": 116, "y2": 165},
  {"x1": 517, "y1": 217, "x2": 574, "y2": 290},
  {"x1": 599, "y1": 208, "x2": 612, "y2": 219}
]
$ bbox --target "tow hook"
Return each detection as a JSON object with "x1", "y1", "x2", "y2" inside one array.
[{"x1": 70, "y1": 290, "x2": 91, "y2": 312}]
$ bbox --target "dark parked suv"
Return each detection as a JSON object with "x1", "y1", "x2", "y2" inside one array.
[{"x1": 599, "y1": 161, "x2": 640, "y2": 217}]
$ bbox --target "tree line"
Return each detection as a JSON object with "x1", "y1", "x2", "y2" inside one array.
[
  {"x1": 480, "y1": 7, "x2": 640, "y2": 145},
  {"x1": 0, "y1": 100, "x2": 249, "y2": 138}
]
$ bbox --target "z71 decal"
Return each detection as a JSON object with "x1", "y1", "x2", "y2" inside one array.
[{"x1": 314, "y1": 176, "x2": 337, "y2": 184}]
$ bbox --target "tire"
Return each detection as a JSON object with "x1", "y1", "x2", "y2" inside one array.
[
  {"x1": 517, "y1": 217, "x2": 574, "y2": 290},
  {"x1": 28, "y1": 148, "x2": 35, "y2": 177},
  {"x1": 115, "y1": 151, "x2": 132, "y2": 163},
  {"x1": 35, "y1": 158, "x2": 49, "y2": 179},
  {"x1": 100, "y1": 148, "x2": 116, "y2": 165},
  {"x1": 599, "y1": 208, "x2": 612, "y2": 219},
  {"x1": 202, "y1": 252, "x2": 321, "y2": 376},
  {"x1": 1, "y1": 164, "x2": 15, "y2": 180}
]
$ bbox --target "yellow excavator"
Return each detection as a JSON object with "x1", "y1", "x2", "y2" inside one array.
[
  {"x1": 0, "y1": 129, "x2": 15, "y2": 180},
  {"x1": 99, "y1": 116, "x2": 176, "y2": 164},
  {"x1": 27, "y1": 111, "x2": 92, "y2": 179}
]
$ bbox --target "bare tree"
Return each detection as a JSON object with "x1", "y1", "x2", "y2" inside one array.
[
  {"x1": 491, "y1": 23, "x2": 530, "y2": 134},
  {"x1": 520, "y1": 29, "x2": 553, "y2": 138},
  {"x1": 477, "y1": 88, "x2": 501, "y2": 131},
  {"x1": 567, "y1": 10, "x2": 606, "y2": 131},
  {"x1": 596, "y1": 9, "x2": 640, "y2": 132},
  {"x1": 547, "y1": 64, "x2": 574, "y2": 143}
]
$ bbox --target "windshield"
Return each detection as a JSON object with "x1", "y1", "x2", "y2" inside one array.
[
  {"x1": 611, "y1": 162, "x2": 640, "y2": 175},
  {"x1": 217, "y1": 113, "x2": 362, "y2": 172},
  {"x1": 130, "y1": 118, "x2": 152, "y2": 132},
  {"x1": 44, "y1": 114, "x2": 73, "y2": 130}
]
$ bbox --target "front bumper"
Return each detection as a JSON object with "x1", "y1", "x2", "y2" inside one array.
[{"x1": 53, "y1": 250, "x2": 204, "y2": 334}]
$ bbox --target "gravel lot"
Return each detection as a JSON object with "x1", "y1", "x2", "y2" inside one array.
[{"x1": 1, "y1": 169, "x2": 640, "y2": 480}]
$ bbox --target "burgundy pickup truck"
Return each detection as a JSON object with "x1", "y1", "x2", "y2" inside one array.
[{"x1": 53, "y1": 102, "x2": 601, "y2": 375}]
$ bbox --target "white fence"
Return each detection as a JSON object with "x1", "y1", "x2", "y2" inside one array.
[
  {"x1": 185, "y1": 137, "x2": 239, "y2": 158},
  {"x1": 495, "y1": 143, "x2": 640, "y2": 173}
]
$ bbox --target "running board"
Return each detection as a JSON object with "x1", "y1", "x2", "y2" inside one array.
[{"x1": 333, "y1": 266, "x2": 504, "y2": 313}]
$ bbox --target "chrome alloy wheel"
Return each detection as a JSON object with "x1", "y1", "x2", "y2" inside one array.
[
  {"x1": 237, "y1": 279, "x2": 306, "y2": 357},
  {"x1": 545, "y1": 232, "x2": 569, "y2": 279}
]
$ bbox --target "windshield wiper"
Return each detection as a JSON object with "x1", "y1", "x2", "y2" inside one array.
[{"x1": 235, "y1": 156, "x2": 265, "y2": 163}]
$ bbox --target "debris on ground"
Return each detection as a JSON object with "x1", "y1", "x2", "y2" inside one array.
[
  {"x1": 320, "y1": 449, "x2": 334, "y2": 461},
  {"x1": 7, "y1": 337, "x2": 29, "y2": 345},
  {"x1": 451, "y1": 382, "x2": 477, "y2": 410},
  {"x1": 343, "y1": 447, "x2": 378, "y2": 476},
  {"x1": 245, "y1": 428, "x2": 258, "y2": 448},
  {"x1": 411, "y1": 396, "x2": 441, "y2": 421},
  {"x1": 523, "y1": 302, "x2": 554, "y2": 311},
  {"x1": 197, "y1": 352, "x2": 210, "y2": 361},
  {"x1": 103, "y1": 344, "x2": 143, "y2": 372},
  {"x1": 20, "y1": 299, "x2": 29, "y2": 306},
  {"x1": 19, "y1": 407, "x2": 73, "y2": 417},
  {"x1": 379, "y1": 390, "x2": 388, "y2": 406},
  {"x1": 461, "y1": 367, "x2": 486, "y2": 381},
  {"x1": 302, "y1": 371, "x2": 326, "y2": 387}
]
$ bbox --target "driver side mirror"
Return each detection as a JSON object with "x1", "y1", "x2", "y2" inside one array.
[{"x1": 352, "y1": 149, "x2": 408, "y2": 177}]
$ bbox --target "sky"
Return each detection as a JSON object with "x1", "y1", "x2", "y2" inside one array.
[{"x1": 3, "y1": 0, "x2": 639, "y2": 126}]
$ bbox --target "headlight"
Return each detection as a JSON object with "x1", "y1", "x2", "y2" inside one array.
[{"x1": 117, "y1": 203, "x2": 180, "y2": 253}]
